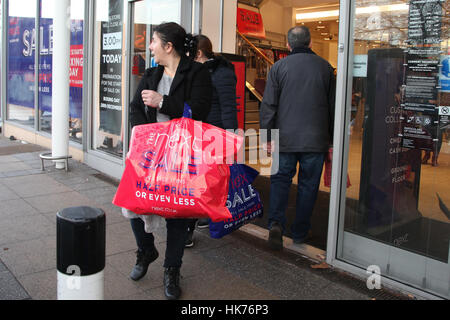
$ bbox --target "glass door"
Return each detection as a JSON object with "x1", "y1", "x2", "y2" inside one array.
[
  {"x1": 89, "y1": 0, "x2": 191, "y2": 168},
  {"x1": 127, "y1": 0, "x2": 190, "y2": 149},
  {"x1": 337, "y1": 0, "x2": 450, "y2": 298},
  {"x1": 91, "y1": 0, "x2": 127, "y2": 158}
]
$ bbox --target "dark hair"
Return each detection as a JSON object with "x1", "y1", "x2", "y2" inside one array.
[
  {"x1": 194, "y1": 35, "x2": 214, "y2": 59},
  {"x1": 153, "y1": 22, "x2": 197, "y2": 57},
  {"x1": 287, "y1": 26, "x2": 311, "y2": 49}
]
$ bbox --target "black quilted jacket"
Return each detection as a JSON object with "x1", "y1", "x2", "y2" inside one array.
[{"x1": 203, "y1": 55, "x2": 238, "y2": 130}]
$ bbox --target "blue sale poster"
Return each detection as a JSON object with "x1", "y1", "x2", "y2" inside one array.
[
  {"x1": 439, "y1": 55, "x2": 450, "y2": 93},
  {"x1": 8, "y1": 16, "x2": 84, "y2": 119}
]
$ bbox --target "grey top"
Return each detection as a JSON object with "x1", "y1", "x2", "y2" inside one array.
[{"x1": 156, "y1": 72, "x2": 173, "y2": 123}]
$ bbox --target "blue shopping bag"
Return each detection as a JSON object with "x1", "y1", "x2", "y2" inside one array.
[{"x1": 209, "y1": 164, "x2": 263, "y2": 239}]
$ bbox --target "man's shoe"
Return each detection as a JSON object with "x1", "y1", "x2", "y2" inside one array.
[
  {"x1": 130, "y1": 247, "x2": 159, "y2": 281},
  {"x1": 185, "y1": 230, "x2": 194, "y2": 248},
  {"x1": 164, "y1": 267, "x2": 181, "y2": 300},
  {"x1": 268, "y1": 223, "x2": 283, "y2": 251},
  {"x1": 293, "y1": 230, "x2": 313, "y2": 244},
  {"x1": 197, "y1": 218, "x2": 209, "y2": 229}
]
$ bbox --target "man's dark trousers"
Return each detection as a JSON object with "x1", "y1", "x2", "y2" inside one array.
[{"x1": 268, "y1": 152, "x2": 325, "y2": 241}]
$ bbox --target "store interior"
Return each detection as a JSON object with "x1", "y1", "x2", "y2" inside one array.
[{"x1": 239, "y1": 0, "x2": 450, "y2": 255}]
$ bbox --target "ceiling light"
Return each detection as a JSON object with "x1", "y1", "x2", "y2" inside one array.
[
  {"x1": 296, "y1": 3, "x2": 409, "y2": 21},
  {"x1": 296, "y1": 9, "x2": 339, "y2": 20}
]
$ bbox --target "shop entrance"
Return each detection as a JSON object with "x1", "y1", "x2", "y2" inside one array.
[{"x1": 237, "y1": 0, "x2": 340, "y2": 251}]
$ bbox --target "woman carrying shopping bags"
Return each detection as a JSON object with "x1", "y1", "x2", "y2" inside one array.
[{"x1": 127, "y1": 22, "x2": 212, "y2": 300}]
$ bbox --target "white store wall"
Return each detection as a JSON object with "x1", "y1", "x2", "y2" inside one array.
[{"x1": 201, "y1": 0, "x2": 237, "y2": 54}]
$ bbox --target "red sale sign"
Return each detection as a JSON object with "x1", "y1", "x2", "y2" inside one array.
[
  {"x1": 237, "y1": 8, "x2": 266, "y2": 39},
  {"x1": 70, "y1": 44, "x2": 83, "y2": 88}
]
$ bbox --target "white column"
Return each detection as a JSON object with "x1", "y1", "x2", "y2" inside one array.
[{"x1": 52, "y1": 0, "x2": 70, "y2": 169}]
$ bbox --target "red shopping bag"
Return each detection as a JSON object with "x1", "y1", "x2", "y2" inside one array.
[
  {"x1": 324, "y1": 147, "x2": 351, "y2": 188},
  {"x1": 112, "y1": 105, "x2": 243, "y2": 222}
]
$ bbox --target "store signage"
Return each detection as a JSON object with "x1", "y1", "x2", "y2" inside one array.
[
  {"x1": 353, "y1": 55, "x2": 368, "y2": 77},
  {"x1": 407, "y1": 0, "x2": 444, "y2": 45},
  {"x1": 406, "y1": 53, "x2": 439, "y2": 73},
  {"x1": 439, "y1": 106, "x2": 450, "y2": 130},
  {"x1": 99, "y1": 0, "x2": 123, "y2": 136},
  {"x1": 7, "y1": 16, "x2": 83, "y2": 118},
  {"x1": 439, "y1": 55, "x2": 450, "y2": 92},
  {"x1": 237, "y1": 8, "x2": 266, "y2": 39},
  {"x1": 402, "y1": 0, "x2": 443, "y2": 151},
  {"x1": 405, "y1": 75, "x2": 438, "y2": 100}
]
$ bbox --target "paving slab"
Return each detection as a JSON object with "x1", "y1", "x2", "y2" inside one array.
[
  {"x1": 17, "y1": 269, "x2": 56, "y2": 300},
  {"x1": 1, "y1": 174, "x2": 73, "y2": 198},
  {"x1": 0, "y1": 236, "x2": 56, "y2": 277},
  {"x1": 23, "y1": 191, "x2": 100, "y2": 213},
  {"x1": 0, "y1": 184, "x2": 21, "y2": 201},
  {"x1": 0, "y1": 268, "x2": 31, "y2": 300},
  {"x1": 0, "y1": 214, "x2": 54, "y2": 246}
]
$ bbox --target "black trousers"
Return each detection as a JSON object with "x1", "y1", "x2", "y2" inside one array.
[
  {"x1": 130, "y1": 218, "x2": 188, "y2": 268},
  {"x1": 187, "y1": 219, "x2": 197, "y2": 232}
]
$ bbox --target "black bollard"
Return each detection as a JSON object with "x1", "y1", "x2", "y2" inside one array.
[{"x1": 56, "y1": 206, "x2": 105, "y2": 300}]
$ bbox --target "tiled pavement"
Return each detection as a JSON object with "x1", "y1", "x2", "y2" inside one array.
[{"x1": 0, "y1": 136, "x2": 411, "y2": 300}]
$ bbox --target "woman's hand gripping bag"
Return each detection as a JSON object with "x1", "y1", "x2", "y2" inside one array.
[
  {"x1": 112, "y1": 104, "x2": 243, "y2": 222},
  {"x1": 209, "y1": 164, "x2": 263, "y2": 238}
]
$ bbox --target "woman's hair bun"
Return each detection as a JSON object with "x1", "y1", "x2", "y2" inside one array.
[{"x1": 184, "y1": 33, "x2": 198, "y2": 58}]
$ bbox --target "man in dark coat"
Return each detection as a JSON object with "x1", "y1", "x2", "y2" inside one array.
[{"x1": 260, "y1": 26, "x2": 335, "y2": 250}]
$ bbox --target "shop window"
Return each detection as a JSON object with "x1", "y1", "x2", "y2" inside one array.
[
  {"x1": 39, "y1": 0, "x2": 84, "y2": 143},
  {"x1": 339, "y1": 0, "x2": 450, "y2": 298},
  {"x1": 91, "y1": 0, "x2": 125, "y2": 157},
  {"x1": 7, "y1": 0, "x2": 36, "y2": 126},
  {"x1": 91, "y1": 0, "x2": 182, "y2": 157}
]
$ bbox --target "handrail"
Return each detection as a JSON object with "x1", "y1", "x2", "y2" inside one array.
[
  {"x1": 245, "y1": 81, "x2": 263, "y2": 102},
  {"x1": 236, "y1": 30, "x2": 274, "y2": 66}
]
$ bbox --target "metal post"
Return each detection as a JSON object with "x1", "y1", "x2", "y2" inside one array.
[
  {"x1": 219, "y1": 0, "x2": 224, "y2": 52},
  {"x1": 57, "y1": 206, "x2": 106, "y2": 300}
]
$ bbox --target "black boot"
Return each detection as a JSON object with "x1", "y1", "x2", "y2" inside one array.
[
  {"x1": 130, "y1": 247, "x2": 159, "y2": 281},
  {"x1": 164, "y1": 267, "x2": 181, "y2": 300}
]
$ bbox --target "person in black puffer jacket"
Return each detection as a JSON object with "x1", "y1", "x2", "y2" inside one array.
[
  {"x1": 185, "y1": 34, "x2": 238, "y2": 247},
  {"x1": 196, "y1": 35, "x2": 238, "y2": 130}
]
